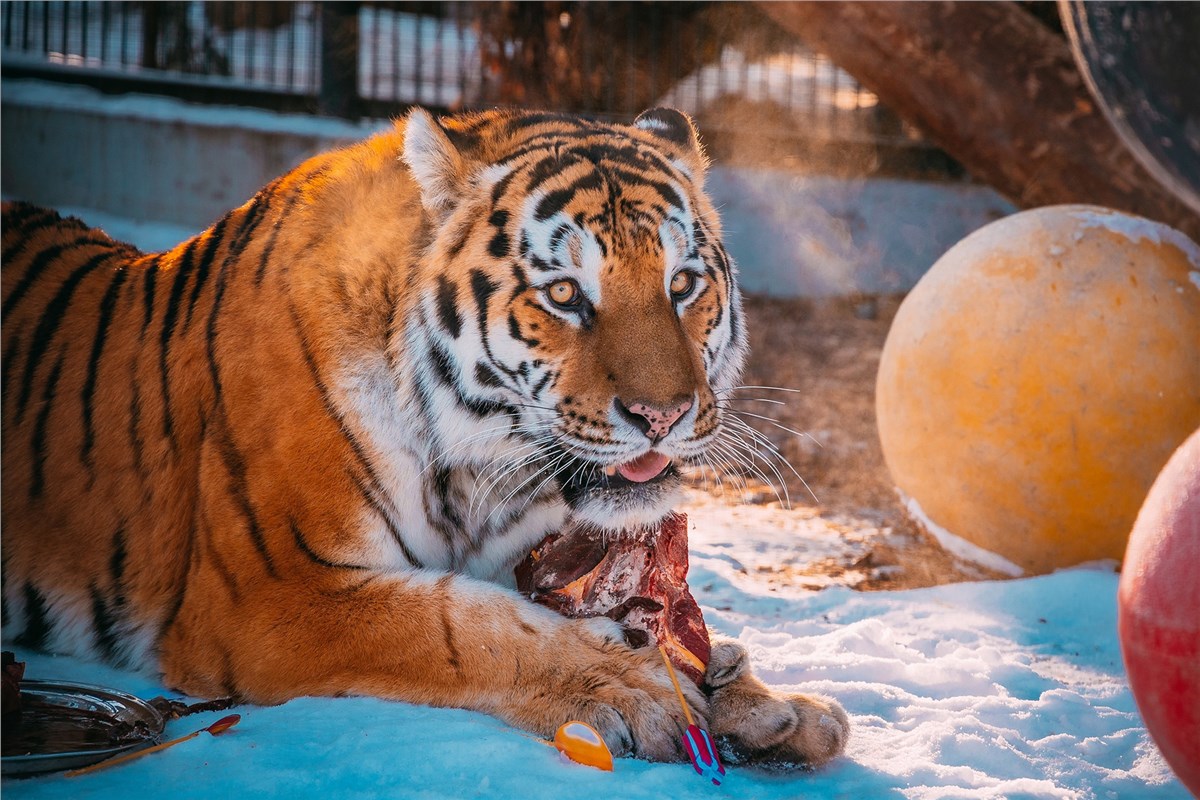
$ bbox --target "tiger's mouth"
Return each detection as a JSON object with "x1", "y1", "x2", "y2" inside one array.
[
  {"x1": 604, "y1": 451, "x2": 672, "y2": 484},
  {"x1": 554, "y1": 447, "x2": 684, "y2": 529},
  {"x1": 560, "y1": 451, "x2": 679, "y2": 494}
]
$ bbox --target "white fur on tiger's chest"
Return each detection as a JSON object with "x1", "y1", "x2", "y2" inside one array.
[{"x1": 334, "y1": 355, "x2": 567, "y2": 584}]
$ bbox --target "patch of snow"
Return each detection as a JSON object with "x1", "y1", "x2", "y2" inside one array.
[{"x1": 899, "y1": 492, "x2": 1025, "y2": 578}]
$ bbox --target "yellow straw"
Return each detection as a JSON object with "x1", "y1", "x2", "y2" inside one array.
[
  {"x1": 657, "y1": 645, "x2": 696, "y2": 727},
  {"x1": 66, "y1": 714, "x2": 240, "y2": 777},
  {"x1": 65, "y1": 730, "x2": 202, "y2": 777}
]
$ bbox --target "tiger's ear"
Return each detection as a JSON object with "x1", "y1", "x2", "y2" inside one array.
[
  {"x1": 634, "y1": 107, "x2": 708, "y2": 179},
  {"x1": 402, "y1": 108, "x2": 467, "y2": 214}
]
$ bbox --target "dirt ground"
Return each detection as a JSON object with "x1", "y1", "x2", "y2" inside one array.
[{"x1": 687, "y1": 293, "x2": 1008, "y2": 590}]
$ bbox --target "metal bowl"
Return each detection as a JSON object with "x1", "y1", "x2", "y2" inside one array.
[{"x1": 2, "y1": 680, "x2": 165, "y2": 777}]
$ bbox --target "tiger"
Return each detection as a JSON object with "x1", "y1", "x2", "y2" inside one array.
[{"x1": 2, "y1": 106, "x2": 847, "y2": 765}]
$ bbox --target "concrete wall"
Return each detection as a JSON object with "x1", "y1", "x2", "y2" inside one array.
[{"x1": 2, "y1": 79, "x2": 1015, "y2": 295}]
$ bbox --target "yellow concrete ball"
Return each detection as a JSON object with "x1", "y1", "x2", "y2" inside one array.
[{"x1": 876, "y1": 205, "x2": 1200, "y2": 575}]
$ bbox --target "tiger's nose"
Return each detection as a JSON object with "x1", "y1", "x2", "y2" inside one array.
[{"x1": 615, "y1": 398, "x2": 693, "y2": 442}]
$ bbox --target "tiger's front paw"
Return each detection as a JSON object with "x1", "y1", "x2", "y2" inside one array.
[
  {"x1": 706, "y1": 639, "x2": 849, "y2": 770},
  {"x1": 513, "y1": 616, "x2": 708, "y2": 762}
]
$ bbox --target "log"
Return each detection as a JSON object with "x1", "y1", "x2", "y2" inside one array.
[{"x1": 757, "y1": 1, "x2": 1199, "y2": 240}]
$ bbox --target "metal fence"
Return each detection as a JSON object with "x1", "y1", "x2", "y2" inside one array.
[{"x1": 1, "y1": 1, "x2": 949, "y2": 173}]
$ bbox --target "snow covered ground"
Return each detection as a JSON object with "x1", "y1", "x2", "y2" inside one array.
[{"x1": 2, "y1": 494, "x2": 1188, "y2": 800}]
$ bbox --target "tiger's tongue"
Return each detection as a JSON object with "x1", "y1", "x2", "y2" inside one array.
[{"x1": 616, "y1": 452, "x2": 671, "y2": 483}]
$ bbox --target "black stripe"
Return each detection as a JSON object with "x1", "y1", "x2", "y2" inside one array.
[
  {"x1": 713, "y1": 240, "x2": 732, "y2": 284},
  {"x1": 508, "y1": 261, "x2": 529, "y2": 301},
  {"x1": 708, "y1": 288, "x2": 724, "y2": 333},
  {"x1": 427, "y1": 335, "x2": 458, "y2": 387},
  {"x1": 128, "y1": 378, "x2": 146, "y2": 479},
  {"x1": 728, "y1": 294, "x2": 742, "y2": 349},
  {"x1": 434, "y1": 466, "x2": 465, "y2": 537},
  {"x1": 15, "y1": 248, "x2": 115, "y2": 420},
  {"x1": 255, "y1": 173, "x2": 314, "y2": 286},
  {"x1": 1, "y1": 201, "x2": 53, "y2": 233},
  {"x1": 490, "y1": 168, "x2": 518, "y2": 206},
  {"x1": 2, "y1": 235, "x2": 109, "y2": 319},
  {"x1": 287, "y1": 303, "x2": 421, "y2": 567},
  {"x1": 613, "y1": 169, "x2": 684, "y2": 211},
  {"x1": 203, "y1": 524, "x2": 242, "y2": 601},
  {"x1": 548, "y1": 223, "x2": 572, "y2": 254},
  {"x1": 426, "y1": 337, "x2": 506, "y2": 418},
  {"x1": 158, "y1": 238, "x2": 199, "y2": 445},
  {"x1": 0, "y1": 207, "x2": 62, "y2": 262},
  {"x1": 230, "y1": 182, "x2": 276, "y2": 256},
  {"x1": 508, "y1": 310, "x2": 539, "y2": 347},
  {"x1": 203, "y1": 182, "x2": 279, "y2": 410},
  {"x1": 158, "y1": 520, "x2": 196, "y2": 640},
  {"x1": 469, "y1": 270, "x2": 497, "y2": 330},
  {"x1": 411, "y1": 351, "x2": 441, "y2": 441},
  {"x1": 141, "y1": 256, "x2": 159, "y2": 335},
  {"x1": 435, "y1": 276, "x2": 462, "y2": 338},
  {"x1": 290, "y1": 517, "x2": 369, "y2": 571},
  {"x1": 30, "y1": 352, "x2": 65, "y2": 497},
  {"x1": 110, "y1": 525, "x2": 128, "y2": 607},
  {"x1": 435, "y1": 575, "x2": 464, "y2": 676},
  {"x1": 183, "y1": 213, "x2": 231, "y2": 330},
  {"x1": 422, "y1": 467, "x2": 459, "y2": 553},
  {"x1": 534, "y1": 171, "x2": 605, "y2": 221},
  {"x1": 1, "y1": 333, "x2": 21, "y2": 404},
  {"x1": 90, "y1": 584, "x2": 120, "y2": 661},
  {"x1": 531, "y1": 370, "x2": 554, "y2": 400},
  {"x1": 347, "y1": 467, "x2": 425, "y2": 567},
  {"x1": 534, "y1": 187, "x2": 575, "y2": 222},
  {"x1": 81, "y1": 267, "x2": 130, "y2": 474},
  {"x1": 636, "y1": 141, "x2": 693, "y2": 182},
  {"x1": 441, "y1": 123, "x2": 480, "y2": 151},
  {"x1": 487, "y1": 209, "x2": 511, "y2": 258},
  {"x1": 467, "y1": 269, "x2": 520, "y2": 383},
  {"x1": 15, "y1": 583, "x2": 52, "y2": 650},
  {"x1": 523, "y1": 156, "x2": 567, "y2": 194},
  {"x1": 214, "y1": 419, "x2": 278, "y2": 579},
  {"x1": 474, "y1": 361, "x2": 506, "y2": 389},
  {"x1": 218, "y1": 647, "x2": 238, "y2": 697},
  {"x1": 205, "y1": 261, "x2": 234, "y2": 404},
  {"x1": 494, "y1": 130, "x2": 594, "y2": 168}
]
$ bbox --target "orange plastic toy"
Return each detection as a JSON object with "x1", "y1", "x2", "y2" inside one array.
[{"x1": 553, "y1": 721, "x2": 614, "y2": 772}]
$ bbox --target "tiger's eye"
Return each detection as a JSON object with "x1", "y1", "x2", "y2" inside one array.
[
  {"x1": 670, "y1": 271, "x2": 696, "y2": 299},
  {"x1": 547, "y1": 280, "x2": 580, "y2": 306}
]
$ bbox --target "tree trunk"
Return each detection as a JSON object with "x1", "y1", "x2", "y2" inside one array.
[{"x1": 757, "y1": 1, "x2": 1199, "y2": 239}]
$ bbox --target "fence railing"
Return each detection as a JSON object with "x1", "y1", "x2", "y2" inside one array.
[{"x1": 1, "y1": 2, "x2": 954, "y2": 173}]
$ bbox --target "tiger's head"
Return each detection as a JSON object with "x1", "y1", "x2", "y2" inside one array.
[{"x1": 403, "y1": 107, "x2": 747, "y2": 530}]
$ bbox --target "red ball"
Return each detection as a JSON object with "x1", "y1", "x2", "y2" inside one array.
[{"x1": 1118, "y1": 426, "x2": 1200, "y2": 795}]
